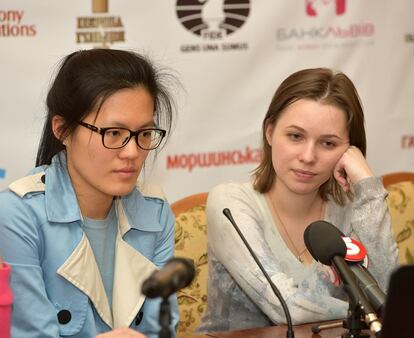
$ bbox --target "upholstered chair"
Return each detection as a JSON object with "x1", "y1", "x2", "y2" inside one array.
[
  {"x1": 383, "y1": 172, "x2": 414, "y2": 264},
  {"x1": 172, "y1": 193, "x2": 208, "y2": 338}
]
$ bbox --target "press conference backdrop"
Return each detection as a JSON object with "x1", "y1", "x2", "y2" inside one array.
[{"x1": 0, "y1": 0, "x2": 413, "y2": 202}]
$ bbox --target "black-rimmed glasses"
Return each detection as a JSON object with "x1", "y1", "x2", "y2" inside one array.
[{"x1": 77, "y1": 121, "x2": 166, "y2": 150}]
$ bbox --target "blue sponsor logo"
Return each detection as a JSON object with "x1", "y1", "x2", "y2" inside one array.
[{"x1": 0, "y1": 168, "x2": 6, "y2": 179}]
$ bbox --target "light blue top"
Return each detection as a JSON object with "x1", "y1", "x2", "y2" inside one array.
[
  {"x1": 83, "y1": 203, "x2": 117, "y2": 308},
  {"x1": 0, "y1": 151, "x2": 179, "y2": 338}
]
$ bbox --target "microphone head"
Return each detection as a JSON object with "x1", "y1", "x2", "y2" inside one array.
[
  {"x1": 304, "y1": 220, "x2": 347, "y2": 265},
  {"x1": 141, "y1": 257, "x2": 196, "y2": 298},
  {"x1": 171, "y1": 257, "x2": 196, "y2": 289}
]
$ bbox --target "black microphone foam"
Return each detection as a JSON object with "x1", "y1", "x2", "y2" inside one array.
[
  {"x1": 142, "y1": 257, "x2": 195, "y2": 299},
  {"x1": 304, "y1": 220, "x2": 347, "y2": 265},
  {"x1": 305, "y1": 220, "x2": 386, "y2": 314}
]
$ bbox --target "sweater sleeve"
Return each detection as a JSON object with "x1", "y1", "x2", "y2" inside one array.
[
  {"x1": 349, "y1": 177, "x2": 399, "y2": 291},
  {"x1": 206, "y1": 182, "x2": 348, "y2": 325}
]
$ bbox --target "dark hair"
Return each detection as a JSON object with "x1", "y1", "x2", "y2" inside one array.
[
  {"x1": 253, "y1": 68, "x2": 366, "y2": 205},
  {"x1": 36, "y1": 48, "x2": 176, "y2": 166}
]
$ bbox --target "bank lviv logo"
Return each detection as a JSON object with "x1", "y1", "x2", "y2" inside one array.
[
  {"x1": 176, "y1": 0, "x2": 250, "y2": 39},
  {"x1": 276, "y1": 0, "x2": 374, "y2": 51},
  {"x1": 305, "y1": 0, "x2": 346, "y2": 17},
  {"x1": 76, "y1": 0, "x2": 125, "y2": 48}
]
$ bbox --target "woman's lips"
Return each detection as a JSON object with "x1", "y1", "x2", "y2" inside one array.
[
  {"x1": 293, "y1": 169, "x2": 316, "y2": 179},
  {"x1": 114, "y1": 168, "x2": 137, "y2": 178}
]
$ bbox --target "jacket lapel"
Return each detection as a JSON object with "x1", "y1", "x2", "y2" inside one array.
[
  {"x1": 112, "y1": 199, "x2": 157, "y2": 328},
  {"x1": 57, "y1": 233, "x2": 113, "y2": 328}
]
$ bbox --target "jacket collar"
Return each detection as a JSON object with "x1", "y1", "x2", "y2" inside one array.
[
  {"x1": 44, "y1": 152, "x2": 81, "y2": 223},
  {"x1": 44, "y1": 151, "x2": 163, "y2": 232}
]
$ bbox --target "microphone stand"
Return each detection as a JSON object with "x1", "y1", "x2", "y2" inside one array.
[
  {"x1": 334, "y1": 258, "x2": 378, "y2": 338},
  {"x1": 342, "y1": 296, "x2": 370, "y2": 338},
  {"x1": 223, "y1": 208, "x2": 294, "y2": 338},
  {"x1": 311, "y1": 320, "x2": 343, "y2": 334},
  {"x1": 310, "y1": 284, "x2": 376, "y2": 337},
  {"x1": 158, "y1": 297, "x2": 172, "y2": 338},
  {"x1": 311, "y1": 290, "x2": 370, "y2": 337}
]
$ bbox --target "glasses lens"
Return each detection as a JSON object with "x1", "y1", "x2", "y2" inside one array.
[
  {"x1": 103, "y1": 128, "x2": 130, "y2": 149},
  {"x1": 137, "y1": 129, "x2": 164, "y2": 150}
]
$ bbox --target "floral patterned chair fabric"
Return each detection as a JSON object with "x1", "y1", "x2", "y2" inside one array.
[
  {"x1": 383, "y1": 172, "x2": 414, "y2": 265},
  {"x1": 172, "y1": 192, "x2": 208, "y2": 338}
]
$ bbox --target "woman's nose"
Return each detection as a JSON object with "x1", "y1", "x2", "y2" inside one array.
[
  {"x1": 118, "y1": 137, "x2": 141, "y2": 159},
  {"x1": 299, "y1": 142, "x2": 316, "y2": 163}
]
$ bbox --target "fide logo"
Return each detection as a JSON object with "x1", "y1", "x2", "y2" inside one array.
[{"x1": 176, "y1": 0, "x2": 250, "y2": 39}]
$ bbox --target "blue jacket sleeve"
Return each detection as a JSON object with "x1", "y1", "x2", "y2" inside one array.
[
  {"x1": 0, "y1": 191, "x2": 61, "y2": 338},
  {"x1": 135, "y1": 200, "x2": 179, "y2": 338}
]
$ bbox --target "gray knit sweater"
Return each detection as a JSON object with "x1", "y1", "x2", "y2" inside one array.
[{"x1": 197, "y1": 177, "x2": 399, "y2": 333}]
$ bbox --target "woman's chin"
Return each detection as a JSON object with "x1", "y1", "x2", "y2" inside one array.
[{"x1": 108, "y1": 183, "x2": 137, "y2": 197}]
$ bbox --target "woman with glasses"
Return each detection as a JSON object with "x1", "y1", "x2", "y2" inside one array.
[{"x1": 0, "y1": 49, "x2": 179, "y2": 338}]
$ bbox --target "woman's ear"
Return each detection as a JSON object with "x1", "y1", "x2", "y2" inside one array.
[
  {"x1": 265, "y1": 121, "x2": 274, "y2": 146},
  {"x1": 51, "y1": 115, "x2": 66, "y2": 144}
]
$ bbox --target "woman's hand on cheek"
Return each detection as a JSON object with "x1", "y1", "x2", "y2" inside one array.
[{"x1": 333, "y1": 146, "x2": 374, "y2": 192}]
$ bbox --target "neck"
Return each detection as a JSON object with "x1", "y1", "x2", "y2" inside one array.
[
  {"x1": 270, "y1": 182, "x2": 323, "y2": 219},
  {"x1": 68, "y1": 171, "x2": 114, "y2": 220},
  {"x1": 78, "y1": 193, "x2": 114, "y2": 220},
  {"x1": 267, "y1": 180, "x2": 325, "y2": 265}
]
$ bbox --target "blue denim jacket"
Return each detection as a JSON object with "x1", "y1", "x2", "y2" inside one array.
[{"x1": 0, "y1": 152, "x2": 178, "y2": 338}]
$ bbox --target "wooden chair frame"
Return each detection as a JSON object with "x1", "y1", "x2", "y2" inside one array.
[
  {"x1": 171, "y1": 192, "x2": 208, "y2": 215},
  {"x1": 382, "y1": 172, "x2": 414, "y2": 187}
]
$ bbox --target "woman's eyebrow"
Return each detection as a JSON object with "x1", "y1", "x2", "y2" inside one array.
[
  {"x1": 286, "y1": 125, "x2": 345, "y2": 140},
  {"x1": 100, "y1": 120, "x2": 154, "y2": 129}
]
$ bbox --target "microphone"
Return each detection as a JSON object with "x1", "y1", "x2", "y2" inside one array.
[
  {"x1": 142, "y1": 257, "x2": 195, "y2": 299},
  {"x1": 319, "y1": 224, "x2": 387, "y2": 316},
  {"x1": 342, "y1": 237, "x2": 386, "y2": 316},
  {"x1": 348, "y1": 264, "x2": 386, "y2": 316},
  {"x1": 304, "y1": 220, "x2": 382, "y2": 336},
  {"x1": 223, "y1": 208, "x2": 294, "y2": 338}
]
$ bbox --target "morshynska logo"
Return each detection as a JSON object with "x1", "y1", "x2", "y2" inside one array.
[
  {"x1": 76, "y1": 0, "x2": 125, "y2": 48},
  {"x1": 176, "y1": 0, "x2": 250, "y2": 39},
  {"x1": 306, "y1": 0, "x2": 346, "y2": 17}
]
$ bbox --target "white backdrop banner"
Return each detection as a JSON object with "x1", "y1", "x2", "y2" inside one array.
[{"x1": 0, "y1": 0, "x2": 413, "y2": 202}]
